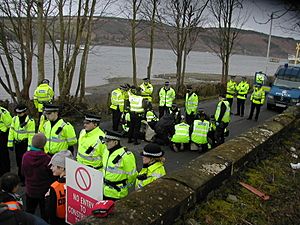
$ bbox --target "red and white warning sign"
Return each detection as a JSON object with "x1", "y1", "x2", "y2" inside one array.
[{"x1": 66, "y1": 158, "x2": 103, "y2": 224}]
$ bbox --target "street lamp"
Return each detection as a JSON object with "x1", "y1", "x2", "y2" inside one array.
[{"x1": 265, "y1": 13, "x2": 273, "y2": 74}]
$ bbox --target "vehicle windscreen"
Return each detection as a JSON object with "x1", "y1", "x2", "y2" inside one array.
[{"x1": 274, "y1": 78, "x2": 300, "y2": 89}]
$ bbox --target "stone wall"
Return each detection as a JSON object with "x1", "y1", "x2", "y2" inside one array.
[{"x1": 76, "y1": 106, "x2": 300, "y2": 225}]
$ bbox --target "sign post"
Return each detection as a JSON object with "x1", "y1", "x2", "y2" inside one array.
[{"x1": 66, "y1": 158, "x2": 103, "y2": 224}]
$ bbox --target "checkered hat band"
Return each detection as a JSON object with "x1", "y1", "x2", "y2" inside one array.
[{"x1": 142, "y1": 150, "x2": 163, "y2": 157}]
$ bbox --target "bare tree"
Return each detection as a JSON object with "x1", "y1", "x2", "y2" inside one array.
[
  {"x1": 158, "y1": 0, "x2": 209, "y2": 94},
  {"x1": 207, "y1": 0, "x2": 248, "y2": 84},
  {"x1": 142, "y1": 0, "x2": 160, "y2": 79},
  {"x1": 0, "y1": 0, "x2": 37, "y2": 103}
]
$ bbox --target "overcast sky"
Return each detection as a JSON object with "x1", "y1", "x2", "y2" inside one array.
[
  {"x1": 105, "y1": 0, "x2": 299, "y2": 40},
  {"x1": 244, "y1": 0, "x2": 299, "y2": 39}
]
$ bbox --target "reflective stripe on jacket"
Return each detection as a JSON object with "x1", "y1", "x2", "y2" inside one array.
[
  {"x1": 236, "y1": 81, "x2": 250, "y2": 100},
  {"x1": 171, "y1": 122, "x2": 190, "y2": 143},
  {"x1": 77, "y1": 127, "x2": 106, "y2": 169},
  {"x1": 102, "y1": 147, "x2": 137, "y2": 199},
  {"x1": 129, "y1": 94, "x2": 144, "y2": 113},
  {"x1": 135, "y1": 162, "x2": 166, "y2": 190},
  {"x1": 50, "y1": 181, "x2": 66, "y2": 219},
  {"x1": 226, "y1": 80, "x2": 237, "y2": 98},
  {"x1": 250, "y1": 87, "x2": 265, "y2": 104},
  {"x1": 7, "y1": 115, "x2": 35, "y2": 148},
  {"x1": 159, "y1": 87, "x2": 176, "y2": 107},
  {"x1": 110, "y1": 88, "x2": 125, "y2": 112},
  {"x1": 140, "y1": 83, "x2": 153, "y2": 102},
  {"x1": 191, "y1": 119, "x2": 210, "y2": 144},
  {"x1": 33, "y1": 84, "x2": 54, "y2": 112},
  {"x1": 185, "y1": 93, "x2": 198, "y2": 115},
  {"x1": 42, "y1": 119, "x2": 77, "y2": 154},
  {"x1": 0, "y1": 107, "x2": 12, "y2": 132},
  {"x1": 215, "y1": 100, "x2": 231, "y2": 123},
  {"x1": 146, "y1": 111, "x2": 158, "y2": 123}
]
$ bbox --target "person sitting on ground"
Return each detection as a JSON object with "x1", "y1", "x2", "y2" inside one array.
[
  {"x1": 191, "y1": 111, "x2": 211, "y2": 153},
  {"x1": 0, "y1": 172, "x2": 48, "y2": 225},
  {"x1": 170, "y1": 116, "x2": 190, "y2": 152},
  {"x1": 21, "y1": 133, "x2": 54, "y2": 221},
  {"x1": 45, "y1": 150, "x2": 73, "y2": 225},
  {"x1": 135, "y1": 143, "x2": 166, "y2": 190}
]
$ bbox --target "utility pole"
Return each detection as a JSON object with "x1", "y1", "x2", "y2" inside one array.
[{"x1": 265, "y1": 13, "x2": 273, "y2": 74}]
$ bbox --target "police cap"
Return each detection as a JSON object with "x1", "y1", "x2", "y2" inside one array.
[
  {"x1": 143, "y1": 78, "x2": 150, "y2": 82},
  {"x1": 41, "y1": 79, "x2": 50, "y2": 84},
  {"x1": 14, "y1": 104, "x2": 27, "y2": 113},
  {"x1": 186, "y1": 84, "x2": 192, "y2": 90},
  {"x1": 141, "y1": 143, "x2": 164, "y2": 158},
  {"x1": 164, "y1": 81, "x2": 170, "y2": 86},
  {"x1": 84, "y1": 114, "x2": 101, "y2": 123},
  {"x1": 43, "y1": 104, "x2": 59, "y2": 112},
  {"x1": 104, "y1": 134, "x2": 120, "y2": 141}
]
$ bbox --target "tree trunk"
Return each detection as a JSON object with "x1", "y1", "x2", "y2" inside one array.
[{"x1": 37, "y1": 0, "x2": 45, "y2": 83}]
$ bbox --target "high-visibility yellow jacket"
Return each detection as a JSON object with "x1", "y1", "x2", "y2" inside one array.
[
  {"x1": 146, "y1": 110, "x2": 158, "y2": 123},
  {"x1": 33, "y1": 84, "x2": 54, "y2": 112},
  {"x1": 214, "y1": 100, "x2": 231, "y2": 123},
  {"x1": 77, "y1": 127, "x2": 106, "y2": 169},
  {"x1": 41, "y1": 119, "x2": 77, "y2": 154},
  {"x1": 129, "y1": 94, "x2": 144, "y2": 113},
  {"x1": 171, "y1": 122, "x2": 190, "y2": 143},
  {"x1": 191, "y1": 119, "x2": 210, "y2": 144},
  {"x1": 135, "y1": 161, "x2": 166, "y2": 190},
  {"x1": 121, "y1": 112, "x2": 130, "y2": 132},
  {"x1": 102, "y1": 146, "x2": 137, "y2": 199},
  {"x1": 236, "y1": 81, "x2": 249, "y2": 100},
  {"x1": 185, "y1": 92, "x2": 198, "y2": 115},
  {"x1": 140, "y1": 82, "x2": 153, "y2": 102},
  {"x1": 38, "y1": 114, "x2": 47, "y2": 132},
  {"x1": 226, "y1": 80, "x2": 237, "y2": 99},
  {"x1": 0, "y1": 106, "x2": 12, "y2": 133},
  {"x1": 255, "y1": 73, "x2": 265, "y2": 85},
  {"x1": 250, "y1": 87, "x2": 265, "y2": 105},
  {"x1": 7, "y1": 115, "x2": 35, "y2": 148},
  {"x1": 159, "y1": 87, "x2": 176, "y2": 107},
  {"x1": 110, "y1": 88, "x2": 126, "y2": 112}
]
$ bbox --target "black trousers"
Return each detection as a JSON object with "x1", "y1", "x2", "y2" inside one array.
[
  {"x1": 185, "y1": 113, "x2": 195, "y2": 125},
  {"x1": 15, "y1": 140, "x2": 28, "y2": 183},
  {"x1": 172, "y1": 143, "x2": 190, "y2": 151},
  {"x1": 0, "y1": 131, "x2": 10, "y2": 177},
  {"x1": 158, "y1": 106, "x2": 170, "y2": 119},
  {"x1": 236, "y1": 98, "x2": 246, "y2": 116},
  {"x1": 112, "y1": 108, "x2": 122, "y2": 131},
  {"x1": 128, "y1": 112, "x2": 142, "y2": 142},
  {"x1": 215, "y1": 122, "x2": 228, "y2": 147},
  {"x1": 26, "y1": 194, "x2": 47, "y2": 221},
  {"x1": 248, "y1": 102, "x2": 262, "y2": 120},
  {"x1": 227, "y1": 98, "x2": 233, "y2": 108}
]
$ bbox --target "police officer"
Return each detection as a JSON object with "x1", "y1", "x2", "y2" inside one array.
[
  {"x1": 135, "y1": 143, "x2": 166, "y2": 190},
  {"x1": 7, "y1": 104, "x2": 35, "y2": 183},
  {"x1": 144, "y1": 102, "x2": 158, "y2": 130},
  {"x1": 169, "y1": 103, "x2": 181, "y2": 125},
  {"x1": 214, "y1": 93, "x2": 231, "y2": 146},
  {"x1": 40, "y1": 104, "x2": 77, "y2": 156},
  {"x1": 185, "y1": 85, "x2": 198, "y2": 125},
  {"x1": 128, "y1": 86, "x2": 146, "y2": 145},
  {"x1": 139, "y1": 78, "x2": 154, "y2": 102},
  {"x1": 226, "y1": 75, "x2": 237, "y2": 108},
  {"x1": 102, "y1": 135, "x2": 137, "y2": 201},
  {"x1": 33, "y1": 79, "x2": 54, "y2": 116},
  {"x1": 191, "y1": 111, "x2": 211, "y2": 153},
  {"x1": 110, "y1": 85, "x2": 128, "y2": 132},
  {"x1": 158, "y1": 81, "x2": 176, "y2": 118},
  {"x1": 170, "y1": 116, "x2": 190, "y2": 152},
  {"x1": 0, "y1": 105, "x2": 12, "y2": 177},
  {"x1": 255, "y1": 72, "x2": 265, "y2": 85},
  {"x1": 235, "y1": 76, "x2": 249, "y2": 117},
  {"x1": 247, "y1": 84, "x2": 265, "y2": 121},
  {"x1": 76, "y1": 114, "x2": 106, "y2": 170}
]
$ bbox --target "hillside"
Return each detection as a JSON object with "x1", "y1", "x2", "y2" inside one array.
[{"x1": 91, "y1": 17, "x2": 298, "y2": 59}]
